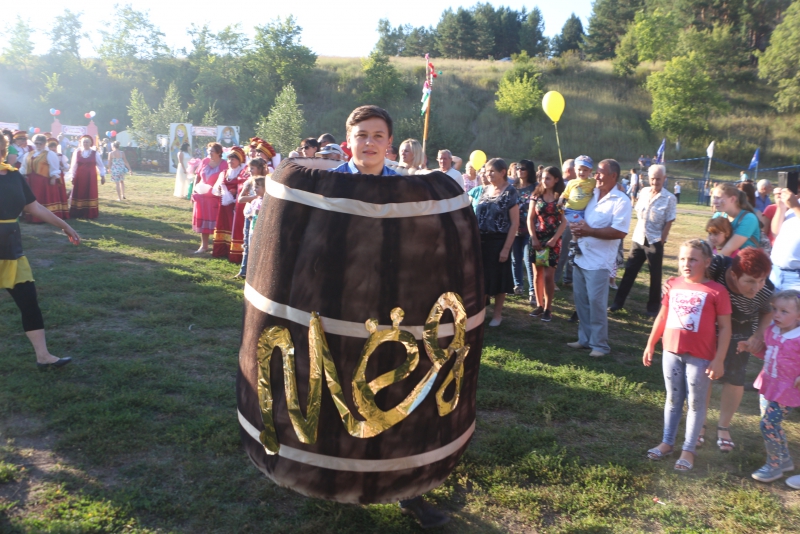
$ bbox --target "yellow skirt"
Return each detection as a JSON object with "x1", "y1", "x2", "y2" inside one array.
[{"x1": 0, "y1": 256, "x2": 35, "y2": 289}]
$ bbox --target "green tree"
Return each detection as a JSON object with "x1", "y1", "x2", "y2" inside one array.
[
  {"x1": 402, "y1": 27, "x2": 437, "y2": 57},
  {"x1": 612, "y1": 26, "x2": 638, "y2": 76},
  {"x1": 646, "y1": 52, "x2": 723, "y2": 138},
  {"x1": 519, "y1": 8, "x2": 549, "y2": 56},
  {"x1": 632, "y1": 9, "x2": 680, "y2": 63},
  {"x1": 98, "y1": 5, "x2": 170, "y2": 77},
  {"x1": 495, "y1": 72, "x2": 544, "y2": 120},
  {"x1": 252, "y1": 17, "x2": 317, "y2": 87},
  {"x1": 551, "y1": 13, "x2": 585, "y2": 56},
  {"x1": 583, "y1": 0, "x2": 645, "y2": 60},
  {"x1": 436, "y1": 8, "x2": 478, "y2": 59},
  {"x1": 472, "y1": 5, "x2": 497, "y2": 59},
  {"x1": 758, "y1": 0, "x2": 800, "y2": 112},
  {"x1": 127, "y1": 83, "x2": 187, "y2": 147},
  {"x1": 49, "y1": 10, "x2": 86, "y2": 59},
  {"x1": 361, "y1": 51, "x2": 405, "y2": 107},
  {"x1": 677, "y1": 24, "x2": 748, "y2": 82},
  {"x1": 375, "y1": 19, "x2": 406, "y2": 56},
  {"x1": 256, "y1": 84, "x2": 305, "y2": 156},
  {"x1": 1, "y1": 16, "x2": 35, "y2": 69}
]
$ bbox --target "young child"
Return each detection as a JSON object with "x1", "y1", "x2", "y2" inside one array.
[
  {"x1": 234, "y1": 161, "x2": 266, "y2": 279},
  {"x1": 643, "y1": 239, "x2": 732, "y2": 472},
  {"x1": 239, "y1": 176, "x2": 265, "y2": 277},
  {"x1": 750, "y1": 290, "x2": 800, "y2": 483},
  {"x1": 706, "y1": 217, "x2": 733, "y2": 255},
  {"x1": 561, "y1": 155, "x2": 596, "y2": 257}
]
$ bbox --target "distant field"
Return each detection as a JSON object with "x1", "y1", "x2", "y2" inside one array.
[
  {"x1": 1, "y1": 174, "x2": 798, "y2": 533},
  {"x1": 302, "y1": 56, "x2": 800, "y2": 179}
]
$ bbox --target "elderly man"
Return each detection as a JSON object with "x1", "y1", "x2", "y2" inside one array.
[
  {"x1": 436, "y1": 149, "x2": 463, "y2": 186},
  {"x1": 568, "y1": 159, "x2": 632, "y2": 356},
  {"x1": 555, "y1": 158, "x2": 576, "y2": 287},
  {"x1": 610, "y1": 164, "x2": 676, "y2": 317},
  {"x1": 755, "y1": 179, "x2": 773, "y2": 212}
]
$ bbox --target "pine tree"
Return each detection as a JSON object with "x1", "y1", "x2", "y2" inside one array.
[
  {"x1": 257, "y1": 84, "x2": 305, "y2": 156},
  {"x1": 436, "y1": 8, "x2": 478, "y2": 59},
  {"x1": 758, "y1": 0, "x2": 800, "y2": 111},
  {"x1": 582, "y1": 0, "x2": 644, "y2": 60},
  {"x1": 552, "y1": 14, "x2": 585, "y2": 56},
  {"x1": 361, "y1": 51, "x2": 405, "y2": 107},
  {"x1": 402, "y1": 27, "x2": 438, "y2": 57},
  {"x1": 519, "y1": 8, "x2": 548, "y2": 57}
]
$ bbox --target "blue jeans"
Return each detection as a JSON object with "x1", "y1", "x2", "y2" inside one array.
[
  {"x1": 237, "y1": 218, "x2": 252, "y2": 276},
  {"x1": 555, "y1": 226, "x2": 572, "y2": 284},
  {"x1": 662, "y1": 351, "x2": 711, "y2": 453},
  {"x1": 572, "y1": 265, "x2": 610, "y2": 353},
  {"x1": 511, "y1": 234, "x2": 532, "y2": 294}
]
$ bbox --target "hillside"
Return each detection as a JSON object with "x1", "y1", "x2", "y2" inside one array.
[{"x1": 299, "y1": 56, "x2": 800, "y2": 178}]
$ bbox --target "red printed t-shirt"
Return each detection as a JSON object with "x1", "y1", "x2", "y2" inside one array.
[{"x1": 661, "y1": 277, "x2": 732, "y2": 360}]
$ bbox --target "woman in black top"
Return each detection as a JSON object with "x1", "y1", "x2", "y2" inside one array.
[{"x1": 0, "y1": 134, "x2": 80, "y2": 368}]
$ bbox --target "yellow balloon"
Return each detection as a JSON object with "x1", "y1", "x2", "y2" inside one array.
[
  {"x1": 469, "y1": 150, "x2": 487, "y2": 169},
  {"x1": 542, "y1": 91, "x2": 566, "y2": 123}
]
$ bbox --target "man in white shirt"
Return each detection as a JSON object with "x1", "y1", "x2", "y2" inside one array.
[
  {"x1": 770, "y1": 188, "x2": 800, "y2": 291},
  {"x1": 611, "y1": 165, "x2": 676, "y2": 317},
  {"x1": 436, "y1": 150, "x2": 463, "y2": 187},
  {"x1": 568, "y1": 159, "x2": 632, "y2": 356}
]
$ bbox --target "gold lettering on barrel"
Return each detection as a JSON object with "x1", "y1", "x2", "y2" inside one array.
[{"x1": 254, "y1": 293, "x2": 472, "y2": 453}]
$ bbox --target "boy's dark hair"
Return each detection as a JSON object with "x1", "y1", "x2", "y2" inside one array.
[
  {"x1": 317, "y1": 133, "x2": 337, "y2": 145},
  {"x1": 345, "y1": 106, "x2": 393, "y2": 138},
  {"x1": 302, "y1": 137, "x2": 320, "y2": 150}
]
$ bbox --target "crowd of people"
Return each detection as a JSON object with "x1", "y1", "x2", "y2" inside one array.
[{"x1": 3, "y1": 105, "x2": 800, "y2": 528}]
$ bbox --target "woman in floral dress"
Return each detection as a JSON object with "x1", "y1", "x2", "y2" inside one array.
[{"x1": 528, "y1": 165, "x2": 567, "y2": 322}]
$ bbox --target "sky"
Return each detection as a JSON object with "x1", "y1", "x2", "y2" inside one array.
[{"x1": 4, "y1": 0, "x2": 594, "y2": 58}]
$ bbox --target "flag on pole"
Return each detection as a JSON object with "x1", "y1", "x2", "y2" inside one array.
[
  {"x1": 706, "y1": 140, "x2": 715, "y2": 159},
  {"x1": 656, "y1": 138, "x2": 666, "y2": 164},
  {"x1": 748, "y1": 148, "x2": 760, "y2": 170},
  {"x1": 420, "y1": 81, "x2": 431, "y2": 116}
]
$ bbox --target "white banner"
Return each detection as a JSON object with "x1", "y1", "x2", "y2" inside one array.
[
  {"x1": 0, "y1": 122, "x2": 20, "y2": 130},
  {"x1": 61, "y1": 125, "x2": 88, "y2": 136},
  {"x1": 192, "y1": 126, "x2": 217, "y2": 137}
]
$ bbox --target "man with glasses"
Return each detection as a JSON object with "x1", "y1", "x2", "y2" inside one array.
[{"x1": 298, "y1": 138, "x2": 320, "y2": 158}]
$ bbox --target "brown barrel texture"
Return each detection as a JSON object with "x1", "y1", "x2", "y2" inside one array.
[{"x1": 236, "y1": 161, "x2": 484, "y2": 504}]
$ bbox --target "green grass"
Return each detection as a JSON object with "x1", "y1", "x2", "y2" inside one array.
[{"x1": 1, "y1": 174, "x2": 799, "y2": 532}]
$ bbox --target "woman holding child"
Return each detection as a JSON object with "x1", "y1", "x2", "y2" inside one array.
[{"x1": 711, "y1": 183, "x2": 761, "y2": 256}]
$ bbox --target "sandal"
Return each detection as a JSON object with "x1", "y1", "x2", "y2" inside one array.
[
  {"x1": 696, "y1": 425, "x2": 706, "y2": 449},
  {"x1": 674, "y1": 458, "x2": 694, "y2": 472},
  {"x1": 647, "y1": 446, "x2": 673, "y2": 461},
  {"x1": 716, "y1": 426, "x2": 735, "y2": 453}
]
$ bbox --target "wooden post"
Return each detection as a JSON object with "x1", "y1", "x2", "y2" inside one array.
[{"x1": 422, "y1": 93, "x2": 431, "y2": 155}]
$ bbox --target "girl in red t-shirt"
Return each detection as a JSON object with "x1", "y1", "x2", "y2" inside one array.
[{"x1": 643, "y1": 239, "x2": 732, "y2": 471}]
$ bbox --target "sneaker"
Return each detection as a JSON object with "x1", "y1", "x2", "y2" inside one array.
[
  {"x1": 567, "y1": 311, "x2": 579, "y2": 323},
  {"x1": 752, "y1": 464, "x2": 784, "y2": 483},
  {"x1": 529, "y1": 306, "x2": 544, "y2": 317},
  {"x1": 399, "y1": 497, "x2": 450, "y2": 529},
  {"x1": 608, "y1": 305, "x2": 623, "y2": 313},
  {"x1": 513, "y1": 286, "x2": 523, "y2": 295},
  {"x1": 781, "y1": 457, "x2": 795, "y2": 473},
  {"x1": 787, "y1": 474, "x2": 800, "y2": 489},
  {"x1": 541, "y1": 309, "x2": 552, "y2": 322},
  {"x1": 528, "y1": 294, "x2": 535, "y2": 304}
]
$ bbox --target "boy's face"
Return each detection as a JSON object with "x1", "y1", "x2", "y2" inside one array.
[
  {"x1": 255, "y1": 184, "x2": 266, "y2": 197},
  {"x1": 577, "y1": 165, "x2": 592, "y2": 179},
  {"x1": 347, "y1": 117, "x2": 392, "y2": 173}
]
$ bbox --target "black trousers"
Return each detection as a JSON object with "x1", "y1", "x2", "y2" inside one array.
[
  {"x1": 6, "y1": 281, "x2": 45, "y2": 332},
  {"x1": 613, "y1": 239, "x2": 664, "y2": 313},
  {"x1": 675, "y1": 193, "x2": 680, "y2": 203}
]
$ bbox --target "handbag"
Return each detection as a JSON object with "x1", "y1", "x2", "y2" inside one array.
[
  {"x1": 534, "y1": 247, "x2": 550, "y2": 267},
  {"x1": 221, "y1": 187, "x2": 236, "y2": 206}
]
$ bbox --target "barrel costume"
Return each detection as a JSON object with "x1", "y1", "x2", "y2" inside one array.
[
  {"x1": 237, "y1": 161, "x2": 484, "y2": 504},
  {"x1": 213, "y1": 147, "x2": 249, "y2": 260},
  {"x1": 21, "y1": 148, "x2": 69, "y2": 223},
  {"x1": 0, "y1": 166, "x2": 45, "y2": 333},
  {"x1": 69, "y1": 137, "x2": 105, "y2": 219}
]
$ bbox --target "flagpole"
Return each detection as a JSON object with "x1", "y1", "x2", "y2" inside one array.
[
  {"x1": 423, "y1": 94, "x2": 431, "y2": 155},
  {"x1": 754, "y1": 161, "x2": 758, "y2": 181}
]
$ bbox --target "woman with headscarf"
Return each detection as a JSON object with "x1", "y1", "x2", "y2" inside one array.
[
  {"x1": 8, "y1": 131, "x2": 30, "y2": 169},
  {"x1": 192, "y1": 143, "x2": 228, "y2": 254},
  {"x1": 19, "y1": 134, "x2": 70, "y2": 223},
  {"x1": 212, "y1": 146, "x2": 250, "y2": 259},
  {"x1": 68, "y1": 135, "x2": 106, "y2": 219},
  {"x1": 0, "y1": 134, "x2": 81, "y2": 368}
]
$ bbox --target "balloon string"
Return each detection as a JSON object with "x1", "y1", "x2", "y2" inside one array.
[{"x1": 553, "y1": 122, "x2": 563, "y2": 168}]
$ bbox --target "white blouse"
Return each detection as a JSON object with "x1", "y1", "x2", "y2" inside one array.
[{"x1": 67, "y1": 149, "x2": 107, "y2": 180}]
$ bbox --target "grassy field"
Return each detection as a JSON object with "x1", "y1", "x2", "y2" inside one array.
[
  {"x1": 1, "y1": 174, "x2": 799, "y2": 533},
  {"x1": 301, "y1": 56, "x2": 800, "y2": 177}
]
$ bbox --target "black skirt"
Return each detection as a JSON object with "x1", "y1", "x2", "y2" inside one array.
[{"x1": 481, "y1": 232, "x2": 514, "y2": 296}]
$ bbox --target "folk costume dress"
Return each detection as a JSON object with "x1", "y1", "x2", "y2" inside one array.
[
  {"x1": 68, "y1": 147, "x2": 106, "y2": 219},
  {"x1": 19, "y1": 148, "x2": 69, "y2": 223},
  {"x1": 192, "y1": 158, "x2": 228, "y2": 235},
  {"x1": 212, "y1": 164, "x2": 249, "y2": 259},
  {"x1": 229, "y1": 174, "x2": 255, "y2": 264}
]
